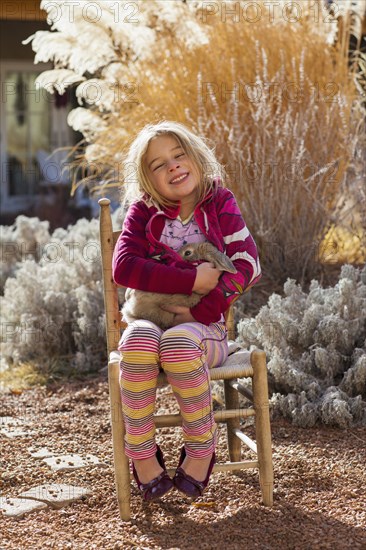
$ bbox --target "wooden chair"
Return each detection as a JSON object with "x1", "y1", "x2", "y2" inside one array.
[{"x1": 99, "y1": 197, "x2": 273, "y2": 521}]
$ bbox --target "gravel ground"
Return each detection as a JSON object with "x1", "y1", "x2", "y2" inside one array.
[{"x1": 1, "y1": 374, "x2": 365, "y2": 550}]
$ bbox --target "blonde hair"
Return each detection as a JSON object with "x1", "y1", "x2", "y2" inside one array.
[{"x1": 121, "y1": 121, "x2": 225, "y2": 208}]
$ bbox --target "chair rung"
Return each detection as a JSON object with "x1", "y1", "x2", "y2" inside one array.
[
  {"x1": 229, "y1": 380, "x2": 254, "y2": 401},
  {"x1": 154, "y1": 407, "x2": 255, "y2": 427},
  {"x1": 153, "y1": 414, "x2": 180, "y2": 427},
  {"x1": 209, "y1": 365, "x2": 254, "y2": 380},
  {"x1": 213, "y1": 460, "x2": 258, "y2": 472},
  {"x1": 233, "y1": 428, "x2": 257, "y2": 454},
  {"x1": 166, "y1": 460, "x2": 258, "y2": 477},
  {"x1": 215, "y1": 408, "x2": 255, "y2": 421}
]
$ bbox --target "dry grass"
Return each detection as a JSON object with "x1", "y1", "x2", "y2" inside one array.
[
  {"x1": 82, "y1": 1, "x2": 365, "y2": 292},
  {"x1": 0, "y1": 362, "x2": 47, "y2": 392},
  {"x1": 0, "y1": 357, "x2": 103, "y2": 393},
  {"x1": 320, "y1": 225, "x2": 366, "y2": 265}
]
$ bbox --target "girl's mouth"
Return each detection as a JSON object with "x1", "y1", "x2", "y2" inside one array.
[{"x1": 170, "y1": 172, "x2": 189, "y2": 184}]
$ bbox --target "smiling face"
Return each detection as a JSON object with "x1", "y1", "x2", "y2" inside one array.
[{"x1": 144, "y1": 134, "x2": 201, "y2": 214}]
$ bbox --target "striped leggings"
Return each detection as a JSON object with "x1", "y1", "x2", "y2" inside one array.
[{"x1": 118, "y1": 320, "x2": 228, "y2": 460}]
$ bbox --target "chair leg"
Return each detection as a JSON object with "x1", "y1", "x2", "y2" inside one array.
[
  {"x1": 251, "y1": 350, "x2": 274, "y2": 506},
  {"x1": 224, "y1": 379, "x2": 241, "y2": 462},
  {"x1": 108, "y1": 361, "x2": 131, "y2": 521}
]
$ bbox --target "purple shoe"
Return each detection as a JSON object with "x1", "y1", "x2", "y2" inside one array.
[
  {"x1": 173, "y1": 446, "x2": 216, "y2": 498},
  {"x1": 132, "y1": 445, "x2": 173, "y2": 501}
]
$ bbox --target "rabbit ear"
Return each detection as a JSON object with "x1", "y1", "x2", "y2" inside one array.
[{"x1": 213, "y1": 253, "x2": 237, "y2": 273}]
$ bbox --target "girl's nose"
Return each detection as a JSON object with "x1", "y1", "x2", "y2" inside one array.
[{"x1": 168, "y1": 159, "x2": 180, "y2": 171}]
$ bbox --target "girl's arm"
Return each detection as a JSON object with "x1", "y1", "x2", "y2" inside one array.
[
  {"x1": 190, "y1": 189, "x2": 262, "y2": 324},
  {"x1": 112, "y1": 201, "x2": 197, "y2": 294}
]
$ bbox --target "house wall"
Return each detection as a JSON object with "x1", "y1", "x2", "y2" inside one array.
[{"x1": 0, "y1": 20, "x2": 49, "y2": 60}]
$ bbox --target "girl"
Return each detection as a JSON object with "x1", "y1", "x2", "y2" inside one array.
[{"x1": 112, "y1": 121, "x2": 262, "y2": 501}]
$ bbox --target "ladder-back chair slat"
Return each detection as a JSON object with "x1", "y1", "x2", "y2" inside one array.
[{"x1": 99, "y1": 199, "x2": 122, "y2": 355}]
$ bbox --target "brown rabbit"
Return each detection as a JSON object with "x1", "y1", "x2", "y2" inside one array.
[{"x1": 122, "y1": 242, "x2": 237, "y2": 330}]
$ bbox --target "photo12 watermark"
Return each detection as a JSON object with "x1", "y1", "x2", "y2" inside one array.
[
  {"x1": 1, "y1": 79, "x2": 140, "y2": 106},
  {"x1": 199, "y1": 81, "x2": 340, "y2": 105},
  {"x1": 198, "y1": 1, "x2": 340, "y2": 24},
  {"x1": 1, "y1": 317, "x2": 105, "y2": 346},
  {"x1": 1, "y1": 240, "x2": 101, "y2": 264},
  {"x1": 0, "y1": 1, "x2": 140, "y2": 24}
]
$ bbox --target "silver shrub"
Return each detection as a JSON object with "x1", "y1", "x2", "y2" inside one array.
[
  {"x1": 0, "y1": 216, "x2": 51, "y2": 293},
  {"x1": 236, "y1": 264, "x2": 366, "y2": 428},
  {"x1": 2, "y1": 213, "x2": 365, "y2": 419},
  {"x1": 1, "y1": 217, "x2": 106, "y2": 373}
]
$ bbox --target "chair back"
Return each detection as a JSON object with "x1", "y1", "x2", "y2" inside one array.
[{"x1": 99, "y1": 198, "x2": 124, "y2": 355}]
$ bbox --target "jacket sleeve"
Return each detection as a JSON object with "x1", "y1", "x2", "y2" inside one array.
[
  {"x1": 190, "y1": 189, "x2": 262, "y2": 325},
  {"x1": 112, "y1": 202, "x2": 197, "y2": 294}
]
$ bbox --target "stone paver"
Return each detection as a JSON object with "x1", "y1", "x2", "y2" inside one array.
[
  {"x1": 28, "y1": 447, "x2": 56, "y2": 458},
  {"x1": 0, "y1": 416, "x2": 23, "y2": 427},
  {"x1": 1, "y1": 427, "x2": 36, "y2": 438},
  {"x1": 0, "y1": 497, "x2": 48, "y2": 518},
  {"x1": 3, "y1": 440, "x2": 96, "y2": 519},
  {"x1": 19, "y1": 484, "x2": 91, "y2": 509},
  {"x1": 1, "y1": 416, "x2": 35, "y2": 438},
  {"x1": 42, "y1": 453, "x2": 105, "y2": 471}
]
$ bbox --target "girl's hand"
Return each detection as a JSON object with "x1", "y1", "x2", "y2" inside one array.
[
  {"x1": 192, "y1": 262, "x2": 221, "y2": 294},
  {"x1": 162, "y1": 305, "x2": 196, "y2": 325}
]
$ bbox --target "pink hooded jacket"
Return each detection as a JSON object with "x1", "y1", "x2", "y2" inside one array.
[{"x1": 112, "y1": 185, "x2": 262, "y2": 325}]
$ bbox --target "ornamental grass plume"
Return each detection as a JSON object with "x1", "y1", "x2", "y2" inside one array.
[
  {"x1": 80, "y1": 1, "x2": 365, "y2": 291},
  {"x1": 25, "y1": 1, "x2": 365, "y2": 291},
  {"x1": 24, "y1": 0, "x2": 209, "y2": 196}
]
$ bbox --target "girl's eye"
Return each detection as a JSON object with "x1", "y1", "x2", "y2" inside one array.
[{"x1": 152, "y1": 152, "x2": 185, "y2": 171}]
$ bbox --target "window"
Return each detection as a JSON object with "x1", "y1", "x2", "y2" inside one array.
[{"x1": 0, "y1": 61, "x2": 74, "y2": 214}]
